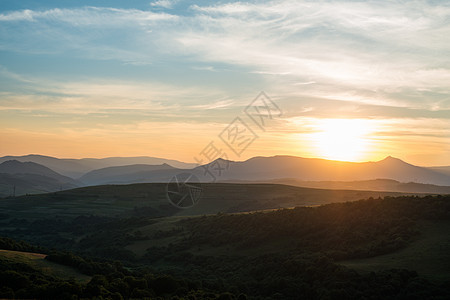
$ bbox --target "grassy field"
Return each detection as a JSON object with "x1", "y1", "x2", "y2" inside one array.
[
  {"x1": 0, "y1": 249, "x2": 91, "y2": 283},
  {"x1": 340, "y1": 220, "x2": 450, "y2": 282},
  {"x1": 0, "y1": 183, "x2": 421, "y2": 220}
]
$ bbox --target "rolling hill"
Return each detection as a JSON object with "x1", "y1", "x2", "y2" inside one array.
[
  {"x1": 429, "y1": 166, "x2": 450, "y2": 177},
  {"x1": 2, "y1": 194, "x2": 449, "y2": 299},
  {"x1": 0, "y1": 155, "x2": 197, "y2": 178},
  {"x1": 192, "y1": 156, "x2": 450, "y2": 186},
  {"x1": 0, "y1": 160, "x2": 79, "y2": 197},
  {"x1": 79, "y1": 164, "x2": 181, "y2": 185},
  {"x1": 79, "y1": 163, "x2": 178, "y2": 185},
  {"x1": 75, "y1": 155, "x2": 450, "y2": 189},
  {"x1": 1, "y1": 155, "x2": 449, "y2": 196},
  {"x1": 0, "y1": 249, "x2": 90, "y2": 282},
  {"x1": 0, "y1": 182, "x2": 424, "y2": 219},
  {"x1": 228, "y1": 178, "x2": 450, "y2": 194}
]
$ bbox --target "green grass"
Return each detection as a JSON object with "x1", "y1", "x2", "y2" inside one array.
[
  {"x1": 340, "y1": 220, "x2": 450, "y2": 282},
  {"x1": 0, "y1": 249, "x2": 91, "y2": 283}
]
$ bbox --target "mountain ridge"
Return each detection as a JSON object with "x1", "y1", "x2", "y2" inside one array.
[
  {"x1": 79, "y1": 163, "x2": 178, "y2": 185},
  {"x1": 0, "y1": 160, "x2": 79, "y2": 197},
  {"x1": 195, "y1": 155, "x2": 450, "y2": 186},
  {"x1": 1, "y1": 155, "x2": 449, "y2": 196},
  {"x1": 0, "y1": 155, "x2": 198, "y2": 178}
]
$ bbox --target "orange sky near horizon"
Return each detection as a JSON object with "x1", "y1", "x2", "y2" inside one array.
[
  {"x1": 1, "y1": 116, "x2": 448, "y2": 167},
  {"x1": 1, "y1": 1, "x2": 449, "y2": 167}
]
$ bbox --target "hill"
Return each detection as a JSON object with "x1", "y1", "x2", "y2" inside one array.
[
  {"x1": 0, "y1": 249, "x2": 90, "y2": 282},
  {"x1": 340, "y1": 219, "x2": 450, "y2": 282},
  {"x1": 75, "y1": 155, "x2": 450, "y2": 190},
  {"x1": 0, "y1": 160, "x2": 79, "y2": 197},
  {"x1": 428, "y1": 166, "x2": 450, "y2": 177},
  {"x1": 2, "y1": 195, "x2": 449, "y2": 299},
  {"x1": 0, "y1": 183, "x2": 420, "y2": 219},
  {"x1": 2, "y1": 155, "x2": 448, "y2": 194},
  {"x1": 79, "y1": 163, "x2": 178, "y2": 185},
  {"x1": 192, "y1": 156, "x2": 450, "y2": 186},
  {"x1": 0, "y1": 160, "x2": 75, "y2": 182},
  {"x1": 236, "y1": 178, "x2": 450, "y2": 194},
  {"x1": 0, "y1": 155, "x2": 197, "y2": 178}
]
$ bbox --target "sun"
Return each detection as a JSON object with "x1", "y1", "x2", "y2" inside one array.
[{"x1": 312, "y1": 119, "x2": 373, "y2": 162}]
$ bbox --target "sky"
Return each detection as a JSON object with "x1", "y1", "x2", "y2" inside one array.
[{"x1": 0, "y1": 0, "x2": 449, "y2": 166}]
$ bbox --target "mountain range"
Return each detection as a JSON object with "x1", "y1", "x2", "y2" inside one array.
[
  {"x1": 0, "y1": 155, "x2": 197, "y2": 178},
  {"x1": 192, "y1": 156, "x2": 450, "y2": 185},
  {"x1": 0, "y1": 160, "x2": 79, "y2": 196},
  {"x1": 79, "y1": 163, "x2": 177, "y2": 185},
  {"x1": 0, "y1": 154, "x2": 449, "y2": 197}
]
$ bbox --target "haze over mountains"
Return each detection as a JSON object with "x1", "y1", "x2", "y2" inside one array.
[
  {"x1": 429, "y1": 166, "x2": 450, "y2": 177},
  {"x1": 0, "y1": 154, "x2": 449, "y2": 197},
  {"x1": 0, "y1": 155, "x2": 197, "y2": 178},
  {"x1": 79, "y1": 163, "x2": 177, "y2": 186},
  {"x1": 0, "y1": 160, "x2": 79, "y2": 196},
  {"x1": 194, "y1": 156, "x2": 450, "y2": 185}
]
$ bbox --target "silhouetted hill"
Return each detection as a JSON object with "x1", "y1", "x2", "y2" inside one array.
[
  {"x1": 0, "y1": 160, "x2": 79, "y2": 197},
  {"x1": 79, "y1": 163, "x2": 177, "y2": 185},
  {"x1": 428, "y1": 166, "x2": 450, "y2": 177},
  {"x1": 0, "y1": 160, "x2": 76, "y2": 183},
  {"x1": 1, "y1": 155, "x2": 448, "y2": 193},
  {"x1": 0, "y1": 183, "x2": 419, "y2": 219},
  {"x1": 238, "y1": 178, "x2": 450, "y2": 194},
  {"x1": 0, "y1": 155, "x2": 197, "y2": 178},
  {"x1": 193, "y1": 156, "x2": 450, "y2": 186}
]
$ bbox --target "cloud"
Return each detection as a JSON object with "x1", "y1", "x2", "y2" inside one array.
[
  {"x1": 0, "y1": 69, "x2": 245, "y2": 127},
  {"x1": 191, "y1": 99, "x2": 235, "y2": 110},
  {"x1": 0, "y1": 65, "x2": 33, "y2": 83},
  {"x1": 0, "y1": 7, "x2": 176, "y2": 23},
  {"x1": 0, "y1": 1, "x2": 449, "y2": 117},
  {"x1": 150, "y1": 0, "x2": 178, "y2": 9}
]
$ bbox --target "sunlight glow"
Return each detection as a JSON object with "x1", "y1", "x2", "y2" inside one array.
[{"x1": 312, "y1": 119, "x2": 374, "y2": 162}]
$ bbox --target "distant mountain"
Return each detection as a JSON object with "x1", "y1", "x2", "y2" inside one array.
[
  {"x1": 428, "y1": 166, "x2": 450, "y2": 177},
  {"x1": 0, "y1": 160, "x2": 79, "y2": 197},
  {"x1": 1, "y1": 155, "x2": 449, "y2": 194},
  {"x1": 0, "y1": 155, "x2": 197, "y2": 178},
  {"x1": 79, "y1": 163, "x2": 178, "y2": 185},
  {"x1": 192, "y1": 156, "x2": 450, "y2": 186},
  {"x1": 0, "y1": 160, "x2": 77, "y2": 183}
]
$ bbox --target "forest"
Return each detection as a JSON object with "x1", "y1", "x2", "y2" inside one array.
[{"x1": 1, "y1": 195, "x2": 450, "y2": 299}]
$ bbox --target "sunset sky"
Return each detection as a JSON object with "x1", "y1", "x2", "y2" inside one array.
[{"x1": 0, "y1": 0, "x2": 449, "y2": 166}]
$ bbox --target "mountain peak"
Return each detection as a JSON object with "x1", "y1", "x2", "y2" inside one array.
[
  {"x1": 1, "y1": 160, "x2": 41, "y2": 168},
  {"x1": 381, "y1": 156, "x2": 403, "y2": 163},
  {"x1": 0, "y1": 160, "x2": 54, "y2": 173}
]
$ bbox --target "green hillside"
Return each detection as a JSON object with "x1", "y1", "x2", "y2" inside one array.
[
  {"x1": 340, "y1": 220, "x2": 450, "y2": 282},
  {"x1": 1, "y1": 195, "x2": 450, "y2": 299},
  {"x1": 0, "y1": 182, "x2": 421, "y2": 220},
  {"x1": 1, "y1": 184, "x2": 450, "y2": 299},
  {"x1": 0, "y1": 249, "x2": 90, "y2": 283}
]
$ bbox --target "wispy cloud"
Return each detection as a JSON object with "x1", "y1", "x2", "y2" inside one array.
[
  {"x1": 0, "y1": 7, "x2": 176, "y2": 23},
  {"x1": 0, "y1": 1, "x2": 449, "y2": 163},
  {"x1": 150, "y1": 0, "x2": 178, "y2": 9},
  {"x1": 1, "y1": 1, "x2": 448, "y2": 108}
]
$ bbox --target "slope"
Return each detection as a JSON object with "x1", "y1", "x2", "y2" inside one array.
[
  {"x1": 0, "y1": 249, "x2": 90, "y2": 282},
  {"x1": 0, "y1": 183, "x2": 422, "y2": 220},
  {"x1": 79, "y1": 163, "x2": 177, "y2": 185},
  {"x1": 0, "y1": 160, "x2": 79, "y2": 197}
]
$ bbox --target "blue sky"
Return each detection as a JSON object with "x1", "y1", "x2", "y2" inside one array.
[{"x1": 0, "y1": 0, "x2": 449, "y2": 165}]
